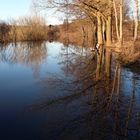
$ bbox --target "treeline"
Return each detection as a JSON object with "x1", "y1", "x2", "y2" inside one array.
[
  {"x1": 33, "y1": 0, "x2": 140, "y2": 47},
  {"x1": 0, "y1": 16, "x2": 60, "y2": 43}
]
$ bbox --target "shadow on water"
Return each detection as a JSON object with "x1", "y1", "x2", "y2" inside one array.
[{"x1": 0, "y1": 41, "x2": 140, "y2": 140}]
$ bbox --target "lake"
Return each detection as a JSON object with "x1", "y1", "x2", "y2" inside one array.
[{"x1": 0, "y1": 42, "x2": 140, "y2": 140}]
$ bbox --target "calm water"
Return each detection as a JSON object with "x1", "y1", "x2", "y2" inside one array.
[{"x1": 0, "y1": 42, "x2": 140, "y2": 140}]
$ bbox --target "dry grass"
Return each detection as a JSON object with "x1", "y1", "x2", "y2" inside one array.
[
  {"x1": 57, "y1": 19, "x2": 95, "y2": 47},
  {"x1": 113, "y1": 41, "x2": 140, "y2": 65},
  {"x1": 9, "y1": 16, "x2": 48, "y2": 42}
]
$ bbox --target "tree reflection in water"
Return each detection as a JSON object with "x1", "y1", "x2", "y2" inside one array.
[
  {"x1": 27, "y1": 44, "x2": 140, "y2": 140},
  {"x1": 0, "y1": 42, "x2": 47, "y2": 78}
]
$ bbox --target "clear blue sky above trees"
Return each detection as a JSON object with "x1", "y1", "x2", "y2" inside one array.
[
  {"x1": 0, "y1": 0, "x2": 62, "y2": 25},
  {"x1": 0, "y1": 0, "x2": 31, "y2": 21}
]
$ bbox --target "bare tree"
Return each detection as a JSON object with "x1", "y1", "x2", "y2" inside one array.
[
  {"x1": 134, "y1": 0, "x2": 139, "y2": 41},
  {"x1": 33, "y1": 0, "x2": 137, "y2": 47},
  {"x1": 113, "y1": 0, "x2": 123, "y2": 44},
  {"x1": 32, "y1": 0, "x2": 113, "y2": 46}
]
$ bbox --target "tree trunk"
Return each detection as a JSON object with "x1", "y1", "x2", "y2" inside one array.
[
  {"x1": 106, "y1": 16, "x2": 112, "y2": 46},
  {"x1": 120, "y1": 0, "x2": 123, "y2": 44},
  {"x1": 134, "y1": 0, "x2": 139, "y2": 41},
  {"x1": 102, "y1": 19, "x2": 106, "y2": 43},
  {"x1": 97, "y1": 13, "x2": 103, "y2": 45},
  {"x1": 113, "y1": 0, "x2": 120, "y2": 42},
  {"x1": 113, "y1": 0, "x2": 123, "y2": 44}
]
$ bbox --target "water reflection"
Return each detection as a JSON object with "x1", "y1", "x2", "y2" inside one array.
[
  {"x1": 27, "y1": 44, "x2": 140, "y2": 139},
  {"x1": 0, "y1": 42, "x2": 47, "y2": 78},
  {"x1": 0, "y1": 42, "x2": 47, "y2": 64},
  {"x1": 0, "y1": 42, "x2": 140, "y2": 140}
]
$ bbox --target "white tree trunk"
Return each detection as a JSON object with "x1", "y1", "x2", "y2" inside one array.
[
  {"x1": 106, "y1": 16, "x2": 112, "y2": 46},
  {"x1": 97, "y1": 13, "x2": 103, "y2": 45},
  {"x1": 134, "y1": 0, "x2": 139, "y2": 41},
  {"x1": 120, "y1": 0, "x2": 123, "y2": 44}
]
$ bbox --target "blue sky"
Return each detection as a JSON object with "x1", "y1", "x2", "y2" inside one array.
[
  {"x1": 0, "y1": 0, "x2": 32, "y2": 21},
  {"x1": 0, "y1": 0, "x2": 62, "y2": 25}
]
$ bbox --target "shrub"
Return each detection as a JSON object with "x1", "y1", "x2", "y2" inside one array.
[
  {"x1": 0, "y1": 22, "x2": 10, "y2": 43},
  {"x1": 9, "y1": 16, "x2": 48, "y2": 42}
]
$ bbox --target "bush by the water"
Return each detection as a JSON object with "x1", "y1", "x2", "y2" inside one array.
[
  {"x1": 9, "y1": 16, "x2": 48, "y2": 42},
  {"x1": 0, "y1": 22, "x2": 10, "y2": 43}
]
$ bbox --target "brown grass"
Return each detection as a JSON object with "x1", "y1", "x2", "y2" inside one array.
[
  {"x1": 113, "y1": 41, "x2": 140, "y2": 65},
  {"x1": 57, "y1": 19, "x2": 95, "y2": 47},
  {"x1": 8, "y1": 16, "x2": 48, "y2": 42}
]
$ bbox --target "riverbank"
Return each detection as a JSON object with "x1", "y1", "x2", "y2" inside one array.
[{"x1": 110, "y1": 41, "x2": 140, "y2": 65}]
